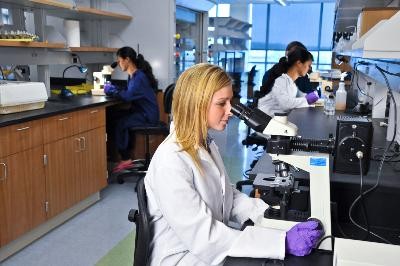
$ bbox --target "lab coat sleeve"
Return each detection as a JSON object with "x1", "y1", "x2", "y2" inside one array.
[
  {"x1": 116, "y1": 74, "x2": 146, "y2": 102},
  {"x1": 229, "y1": 186, "x2": 269, "y2": 225},
  {"x1": 272, "y1": 77, "x2": 309, "y2": 110},
  {"x1": 147, "y1": 148, "x2": 286, "y2": 265}
]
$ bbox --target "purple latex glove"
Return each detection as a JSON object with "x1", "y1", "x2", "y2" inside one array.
[
  {"x1": 286, "y1": 220, "x2": 324, "y2": 256},
  {"x1": 104, "y1": 83, "x2": 117, "y2": 96},
  {"x1": 305, "y1": 91, "x2": 319, "y2": 104}
]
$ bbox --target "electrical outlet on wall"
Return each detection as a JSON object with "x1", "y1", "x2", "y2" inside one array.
[{"x1": 72, "y1": 55, "x2": 78, "y2": 64}]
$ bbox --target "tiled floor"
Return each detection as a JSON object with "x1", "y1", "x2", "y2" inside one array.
[{"x1": 2, "y1": 117, "x2": 261, "y2": 266}]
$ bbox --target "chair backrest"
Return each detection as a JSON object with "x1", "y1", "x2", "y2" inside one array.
[
  {"x1": 132, "y1": 178, "x2": 151, "y2": 266},
  {"x1": 163, "y1": 83, "x2": 175, "y2": 115}
]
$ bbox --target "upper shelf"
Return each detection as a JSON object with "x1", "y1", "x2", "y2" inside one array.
[
  {"x1": 69, "y1": 46, "x2": 118, "y2": 52},
  {"x1": 0, "y1": 40, "x2": 66, "y2": 48},
  {"x1": 337, "y1": 10, "x2": 400, "y2": 60},
  {"x1": 0, "y1": 41, "x2": 119, "y2": 54},
  {"x1": 0, "y1": 0, "x2": 132, "y2": 21}
]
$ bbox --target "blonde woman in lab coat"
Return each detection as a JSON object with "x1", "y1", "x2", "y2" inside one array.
[
  {"x1": 258, "y1": 47, "x2": 319, "y2": 117},
  {"x1": 144, "y1": 63, "x2": 323, "y2": 266}
]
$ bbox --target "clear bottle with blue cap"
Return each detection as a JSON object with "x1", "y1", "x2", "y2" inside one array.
[{"x1": 324, "y1": 94, "x2": 335, "y2": 116}]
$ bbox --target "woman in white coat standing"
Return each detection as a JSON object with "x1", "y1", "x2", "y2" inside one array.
[
  {"x1": 258, "y1": 47, "x2": 319, "y2": 117},
  {"x1": 144, "y1": 63, "x2": 323, "y2": 266}
]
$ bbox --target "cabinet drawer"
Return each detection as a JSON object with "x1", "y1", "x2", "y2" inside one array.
[
  {"x1": 78, "y1": 107, "x2": 105, "y2": 132},
  {"x1": 0, "y1": 120, "x2": 43, "y2": 157},
  {"x1": 42, "y1": 111, "x2": 80, "y2": 143}
]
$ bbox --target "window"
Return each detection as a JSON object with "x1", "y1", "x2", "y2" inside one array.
[
  {"x1": 1, "y1": 8, "x2": 12, "y2": 25},
  {"x1": 249, "y1": 2, "x2": 335, "y2": 78},
  {"x1": 320, "y1": 3, "x2": 336, "y2": 50},
  {"x1": 250, "y1": 4, "x2": 268, "y2": 50},
  {"x1": 208, "y1": 4, "x2": 230, "y2": 18},
  {"x1": 269, "y1": 4, "x2": 321, "y2": 50},
  {"x1": 176, "y1": 7, "x2": 196, "y2": 23}
]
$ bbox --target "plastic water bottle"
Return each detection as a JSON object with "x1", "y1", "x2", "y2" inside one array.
[
  {"x1": 325, "y1": 95, "x2": 335, "y2": 116},
  {"x1": 335, "y1": 72, "x2": 347, "y2": 111}
]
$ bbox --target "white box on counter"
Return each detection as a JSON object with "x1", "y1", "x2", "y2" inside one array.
[{"x1": 0, "y1": 81, "x2": 48, "y2": 114}]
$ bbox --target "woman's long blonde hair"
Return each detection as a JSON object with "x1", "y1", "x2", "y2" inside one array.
[{"x1": 172, "y1": 63, "x2": 231, "y2": 172}]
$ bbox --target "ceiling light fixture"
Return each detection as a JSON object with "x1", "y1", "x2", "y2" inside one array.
[{"x1": 275, "y1": 0, "x2": 287, "y2": 6}]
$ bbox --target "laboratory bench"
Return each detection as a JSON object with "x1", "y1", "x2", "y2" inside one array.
[
  {"x1": 249, "y1": 107, "x2": 400, "y2": 243},
  {"x1": 225, "y1": 107, "x2": 400, "y2": 265},
  {"x1": 0, "y1": 94, "x2": 118, "y2": 127},
  {"x1": 0, "y1": 94, "x2": 118, "y2": 261},
  {"x1": 0, "y1": 92, "x2": 168, "y2": 261}
]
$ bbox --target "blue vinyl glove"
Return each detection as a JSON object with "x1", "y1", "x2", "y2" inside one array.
[
  {"x1": 305, "y1": 91, "x2": 319, "y2": 105},
  {"x1": 286, "y1": 220, "x2": 324, "y2": 256},
  {"x1": 104, "y1": 83, "x2": 117, "y2": 96}
]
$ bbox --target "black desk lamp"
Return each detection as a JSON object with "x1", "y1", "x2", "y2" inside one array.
[{"x1": 60, "y1": 64, "x2": 88, "y2": 97}]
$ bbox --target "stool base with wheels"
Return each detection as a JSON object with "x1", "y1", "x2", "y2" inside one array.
[{"x1": 115, "y1": 121, "x2": 169, "y2": 184}]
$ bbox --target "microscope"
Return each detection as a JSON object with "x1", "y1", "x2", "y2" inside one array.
[
  {"x1": 91, "y1": 65, "x2": 114, "y2": 95},
  {"x1": 231, "y1": 103, "x2": 336, "y2": 250}
]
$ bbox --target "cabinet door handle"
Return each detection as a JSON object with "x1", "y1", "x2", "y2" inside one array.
[
  {"x1": 80, "y1": 137, "x2": 86, "y2": 151},
  {"x1": 16, "y1": 126, "x2": 30, "y2": 131},
  {"x1": 58, "y1": 117, "x2": 69, "y2": 121},
  {"x1": 90, "y1": 110, "x2": 99, "y2": 114},
  {"x1": 0, "y1": 162, "x2": 7, "y2": 181},
  {"x1": 75, "y1": 138, "x2": 81, "y2": 152}
]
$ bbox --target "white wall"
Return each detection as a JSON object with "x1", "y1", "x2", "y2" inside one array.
[{"x1": 108, "y1": 0, "x2": 176, "y2": 90}]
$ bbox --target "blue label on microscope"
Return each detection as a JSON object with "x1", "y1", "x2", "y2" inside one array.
[{"x1": 310, "y1": 157, "x2": 326, "y2": 166}]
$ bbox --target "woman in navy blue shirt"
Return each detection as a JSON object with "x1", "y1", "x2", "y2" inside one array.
[{"x1": 105, "y1": 46, "x2": 159, "y2": 173}]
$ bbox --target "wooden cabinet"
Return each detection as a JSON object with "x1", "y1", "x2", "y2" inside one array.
[
  {"x1": 42, "y1": 112, "x2": 80, "y2": 143},
  {"x1": 0, "y1": 106, "x2": 107, "y2": 247},
  {"x1": 0, "y1": 146, "x2": 46, "y2": 247},
  {"x1": 79, "y1": 127, "x2": 107, "y2": 200},
  {"x1": 0, "y1": 120, "x2": 43, "y2": 158},
  {"x1": 44, "y1": 136, "x2": 80, "y2": 218},
  {"x1": 78, "y1": 107, "x2": 106, "y2": 133},
  {"x1": 43, "y1": 107, "x2": 106, "y2": 218},
  {"x1": 44, "y1": 126, "x2": 107, "y2": 218}
]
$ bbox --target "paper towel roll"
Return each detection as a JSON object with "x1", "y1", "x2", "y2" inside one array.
[{"x1": 64, "y1": 20, "x2": 80, "y2": 47}]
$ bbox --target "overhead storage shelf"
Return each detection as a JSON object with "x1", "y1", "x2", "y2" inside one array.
[
  {"x1": 338, "y1": 11, "x2": 400, "y2": 60},
  {"x1": 0, "y1": 40, "x2": 66, "y2": 48},
  {"x1": 69, "y1": 46, "x2": 118, "y2": 52},
  {"x1": 0, "y1": 0, "x2": 132, "y2": 20}
]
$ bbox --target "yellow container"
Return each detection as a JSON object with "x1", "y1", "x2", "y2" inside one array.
[{"x1": 51, "y1": 83, "x2": 93, "y2": 95}]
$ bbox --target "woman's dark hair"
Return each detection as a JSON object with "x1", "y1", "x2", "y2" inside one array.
[
  {"x1": 117, "y1": 46, "x2": 158, "y2": 91},
  {"x1": 260, "y1": 47, "x2": 313, "y2": 96},
  {"x1": 286, "y1": 41, "x2": 306, "y2": 52}
]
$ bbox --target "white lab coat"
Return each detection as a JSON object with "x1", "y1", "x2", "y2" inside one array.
[
  {"x1": 144, "y1": 132, "x2": 286, "y2": 266},
  {"x1": 258, "y1": 73, "x2": 309, "y2": 117}
]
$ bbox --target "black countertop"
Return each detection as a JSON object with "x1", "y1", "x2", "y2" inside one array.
[
  {"x1": 224, "y1": 250, "x2": 333, "y2": 266},
  {"x1": 0, "y1": 95, "x2": 119, "y2": 128}
]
